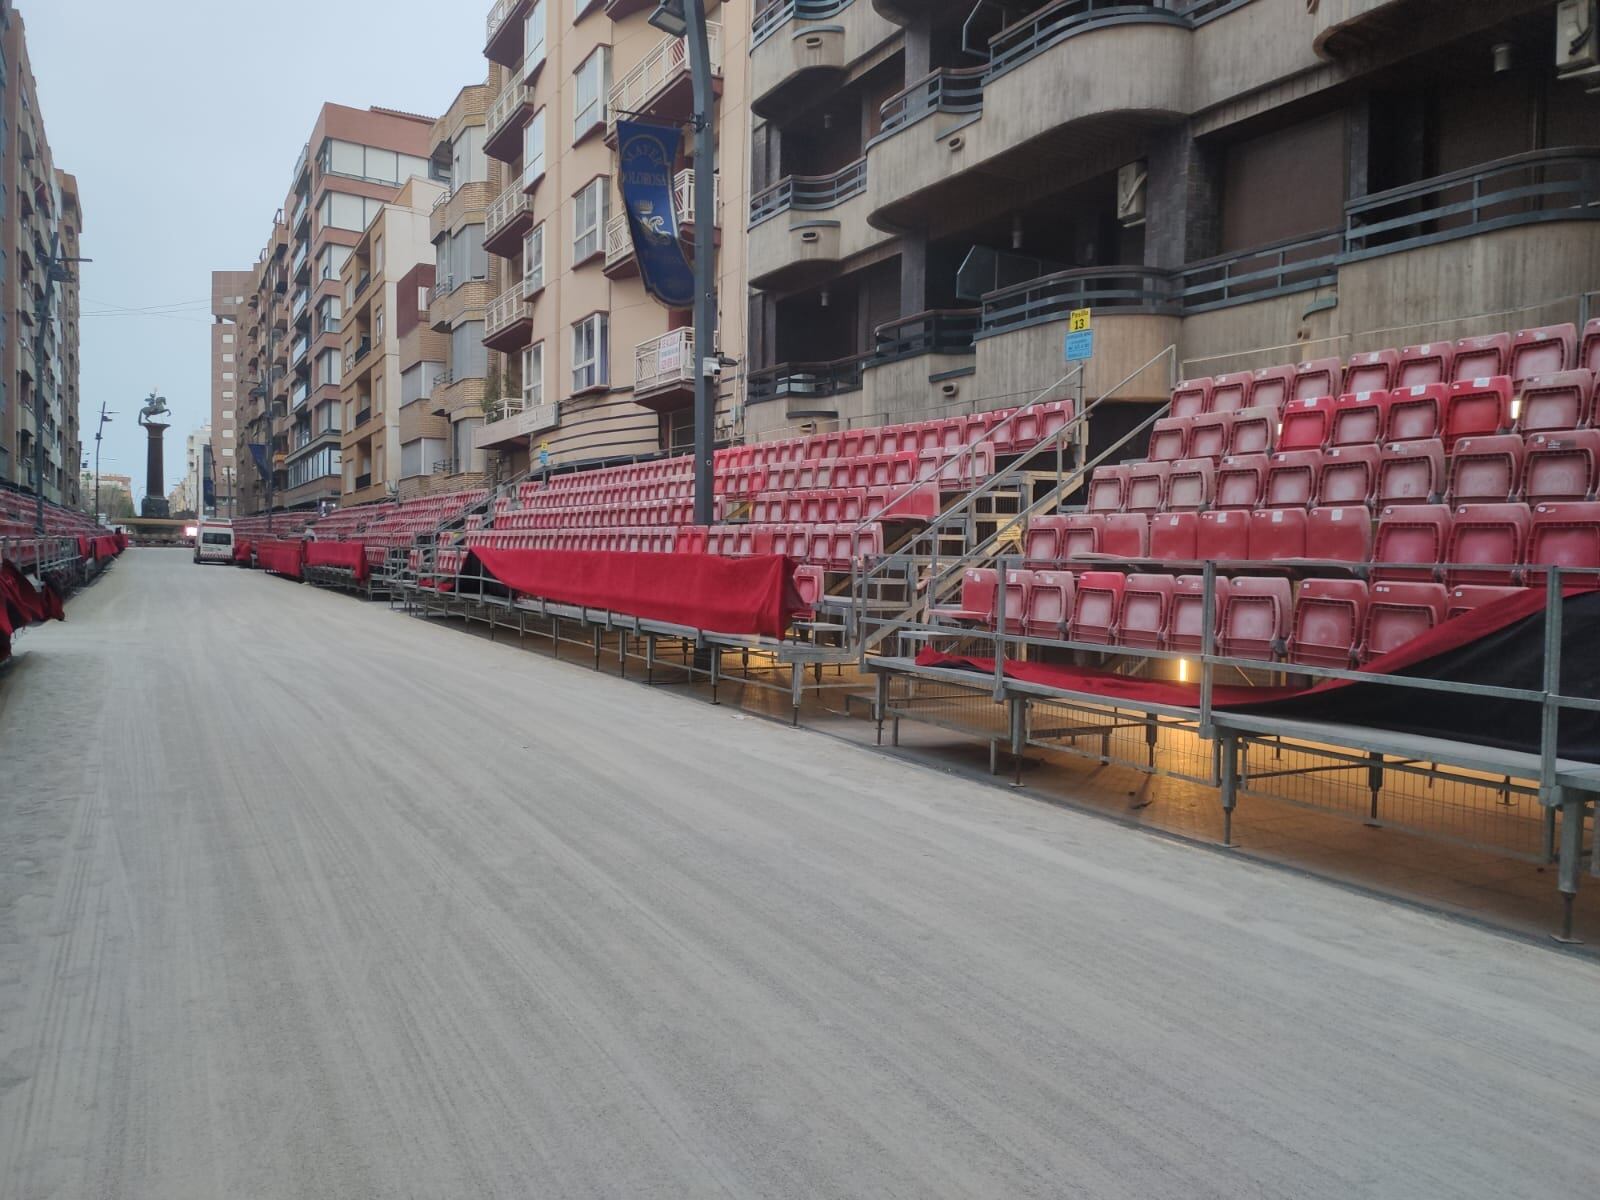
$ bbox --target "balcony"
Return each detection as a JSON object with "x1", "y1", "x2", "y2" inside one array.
[
  {"x1": 751, "y1": 0, "x2": 898, "y2": 120},
  {"x1": 607, "y1": 23, "x2": 722, "y2": 140},
  {"x1": 484, "y1": 79, "x2": 534, "y2": 163},
  {"x1": 354, "y1": 336, "x2": 373, "y2": 363},
  {"x1": 484, "y1": 0, "x2": 532, "y2": 66},
  {"x1": 292, "y1": 242, "x2": 310, "y2": 282},
  {"x1": 291, "y1": 380, "x2": 310, "y2": 409},
  {"x1": 605, "y1": 169, "x2": 719, "y2": 277},
  {"x1": 483, "y1": 283, "x2": 532, "y2": 350},
  {"x1": 483, "y1": 182, "x2": 534, "y2": 256},
  {"x1": 475, "y1": 396, "x2": 559, "y2": 450},
  {"x1": 292, "y1": 289, "x2": 309, "y2": 323},
  {"x1": 355, "y1": 408, "x2": 372, "y2": 428},
  {"x1": 748, "y1": 159, "x2": 885, "y2": 290},
  {"x1": 633, "y1": 329, "x2": 696, "y2": 412},
  {"x1": 747, "y1": 355, "x2": 869, "y2": 407}
]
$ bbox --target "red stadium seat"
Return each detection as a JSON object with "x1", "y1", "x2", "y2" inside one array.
[
  {"x1": 1087, "y1": 463, "x2": 1129, "y2": 513},
  {"x1": 1264, "y1": 450, "x2": 1322, "y2": 508},
  {"x1": 1228, "y1": 406, "x2": 1278, "y2": 456},
  {"x1": 1169, "y1": 574, "x2": 1233, "y2": 653},
  {"x1": 1523, "y1": 431, "x2": 1600, "y2": 503},
  {"x1": 1446, "y1": 435, "x2": 1525, "y2": 505},
  {"x1": 996, "y1": 568, "x2": 1036, "y2": 634},
  {"x1": 1375, "y1": 438, "x2": 1446, "y2": 507},
  {"x1": 1288, "y1": 579, "x2": 1368, "y2": 669},
  {"x1": 1442, "y1": 376, "x2": 1513, "y2": 447},
  {"x1": 1068, "y1": 572, "x2": 1128, "y2": 645},
  {"x1": 1188, "y1": 412, "x2": 1235, "y2": 460},
  {"x1": 1125, "y1": 462, "x2": 1173, "y2": 513},
  {"x1": 1061, "y1": 514, "x2": 1102, "y2": 558},
  {"x1": 1170, "y1": 378, "x2": 1214, "y2": 420},
  {"x1": 1210, "y1": 371, "x2": 1253, "y2": 413},
  {"x1": 1099, "y1": 512, "x2": 1150, "y2": 559},
  {"x1": 1117, "y1": 574, "x2": 1179, "y2": 649},
  {"x1": 930, "y1": 568, "x2": 997, "y2": 624},
  {"x1": 1343, "y1": 349, "x2": 1399, "y2": 394},
  {"x1": 1024, "y1": 571, "x2": 1076, "y2": 638},
  {"x1": 1248, "y1": 507, "x2": 1308, "y2": 560},
  {"x1": 1445, "y1": 503, "x2": 1530, "y2": 586},
  {"x1": 1150, "y1": 512, "x2": 1198, "y2": 560},
  {"x1": 1382, "y1": 384, "x2": 1447, "y2": 442},
  {"x1": 1166, "y1": 459, "x2": 1216, "y2": 511},
  {"x1": 1308, "y1": 505, "x2": 1373, "y2": 563},
  {"x1": 1220, "y1": 578, "x2": 1293, "y2": 662},
  {"x1": 1509, "y1": 324, "x2": 1576, "y2": 381},
  {"x1": 1514, "y1": 370, "x2": 1594, "y2": 434},
  {"x1": 1328, "y1": 390, "x2": 1391, "y2": 447},
  {"x1": 1147, "y1": 417, "x2": 1192, "y2": 463},
  {"x1": 1293, "y1": 356, "x2": 1343, "y2": 403},
  {"x1": 1214, "y1": 455, "x2": 1267, "y2": 510},
  {"x1": 1022, "y1": 515, "x2": 1067, "y2": 567},
  {"x1": 1277, "y1": 397, "x2": 1334, "y2": 451},
  {"x1": 1373, "y1": 504, "x2": 1453, "y2": 581},
  {"x1": 1451, "y1": 333, "x2": 1511, "y2": 381},
  {"x1": 1583, "y1": 318, "x2": 1600, "y2": 374},
  {"x1": 1247, "y1": 365, "x2": 1296, "y2": 412},
  {"x1": 1396, "y1": 342, "x2": 1454, "y2": 388},
  {"x1": 1524, "y1": 502, "x2": 1600, "y2": 581},
  {"x1": 793, "y1": 565, "x2": 826, "y2": 609},
  {"x1": 1446, "y1": 584, "x2": 1527, "y2": 620},
  {"x1": 1196, "y1": 509, "x2": 1249, "y2": 562},
  {"x1": 1361, "y1": 581, "x2": 1448, "y2": 662},
  {"x1": 1316, "y1": 445, "x2": 1380, "y2": 507}
]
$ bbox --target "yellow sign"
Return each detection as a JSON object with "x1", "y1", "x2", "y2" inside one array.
[
  {"x1": 1068, "y1": 308, "x2": 1092, "y2": 333},
  {"x1": 539, "y1": 440, "x2": 551, "y2": 451}
]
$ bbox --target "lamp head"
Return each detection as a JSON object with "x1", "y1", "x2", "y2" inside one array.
[{"x1": 648, "y1": 0, "x2": 688, "y2": 37}]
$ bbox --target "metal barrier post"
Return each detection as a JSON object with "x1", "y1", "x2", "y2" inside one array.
[
  {"x1": 1540, "y1": 568, "x2": 1563, "y2": 806},
  {"x1": 993, "y1": 557, "x2": 1009, "y2": 701},
  {"x1": 1556, "y1": 793, "x2": 1584, "y2": 944},
  {"x1": 1010, "y1": 694, "x2": 1026, "y2": 786},
  {"x1": 1198, "y1": 560, "x2": 1217, "y2": 738},
  {"x1": 1219, "y1": 733, "x2": 1239, "y2": 847}
]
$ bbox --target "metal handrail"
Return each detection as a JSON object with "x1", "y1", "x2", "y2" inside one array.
[
  {"x1": 980, "y1": 266, "x2": 1177, "y2": 335},
  {"x1": 1176, "y1": 230, "x2": 1340, "y2": 313},
  {"x1": 872, "y1": 308, "x2": 980, "y2": 362},
  {"x1": 749, "y1": 158, "x2": 867, "y2": 226},
  {"x1": 987, "y1": 0, "x2": 1188, "y2": 78},
  {"x1": 878, "y1": 65, "x2": 987, "y2": 136},
  {"x1": 747, "y1": 355, "x2": 870, "y2": 405},
  {"x1": 752, "y1": 0, "x2": 856, "y2": 46}
]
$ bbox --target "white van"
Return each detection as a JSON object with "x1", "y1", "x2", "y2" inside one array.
[{"x1": 193, "y1": 518, "x2": 235, "y2": 564}]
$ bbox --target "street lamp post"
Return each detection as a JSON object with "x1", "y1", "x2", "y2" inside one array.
[{"x1": 93, "y1": 401, "x2": 114, "y2": 522}]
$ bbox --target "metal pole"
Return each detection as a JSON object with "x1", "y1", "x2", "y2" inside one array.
[
  {"x1": 685, "y1": 0, "x2": 717, "y2": 529},
  {"x1": 32, "y1": 286, "x2": 48, "y2": 535}
]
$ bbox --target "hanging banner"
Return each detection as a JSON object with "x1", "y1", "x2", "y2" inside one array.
[
  {"x1": 248, "y1": 443, "x2": 271, "y2": 476},
  {"x1": 616, "y1": 119, "x2": 696, "y2": 309}
]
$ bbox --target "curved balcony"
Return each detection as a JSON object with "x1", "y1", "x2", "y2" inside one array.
[
  {"x1": 747, "y1": 355, "x2": 869, "y2": 408},
  {"x1": 1311, "y1": 0, "x2": 1420, "y2": 59},
  {"x1": 483, "y1": 283, "x2": 533, "y2": 351},
  {"x1": 870, "y1": 0, "x2": 969, "y2": 23},
  {"x1": 607, "y1": 23, "x2": 722, "y2": 141},
  {"x1": 748, "y1": 159, "x2": 888, "y2": 290},
  {"x1": 484, "y1": 79, "x2": 534, "y2": 163},
  {"x1": 483, "y1": 182, "x2": 533, "y2": 256},
  {"x1": 605, "y1": 169, "x2": 719, "y2": 277},
  {"x1": 484, "y1": 0, "x2": 532, "y2": 67},
  {"x1": 633, "y1": 329, "x2": 696, "y2": 412},
  {"x1": 750, "y1": 0, "x2": 899, "y2": 120},
  {"x1": 866, "y1": 2, "x2": 1191, "y2": 233}
]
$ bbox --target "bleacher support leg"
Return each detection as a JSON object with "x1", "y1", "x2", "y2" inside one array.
[
  {"x1": 1365, "y1": 752, "x2": 1384, "y2": 827},
  {"x1": 710, "y1": 647, "x2": 721, "y2": 705},
  {"x1": 874, "y1": 672, "x2": 887, "y2": 745},
  {"x1": 1220, "y1": 734, "x2": 1240, "y2": 847},
  {"x1": 552, "y1": 617, "x2": 560, "y2": 660},
  {"x1": 1010, "y1": 695, "x2": 1026, "y2": 787},
  {"x1": 593, "y1": 626, "x2": 602, "y2": 671},
  {"x1": 646, "y1": 634, "x2": 656, "y2": 685},
  {"x1": 790, "y1": 661, "x2": 802, "y2": 726},
  {"x1": 1554, "y1": 789, "x2": 1584, "y2": 944},
  {"x1": 618, "y1": 631, "x2": 628, "y2": 678}
]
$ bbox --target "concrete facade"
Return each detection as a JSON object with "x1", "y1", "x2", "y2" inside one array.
[{"x1": 209, "y1": 270, "x2": 253, "y2": 516}]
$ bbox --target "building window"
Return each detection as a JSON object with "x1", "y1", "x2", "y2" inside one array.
[
  {"x1": 572, "y1": 313, "x2": 608, "y2": 393},
  {"x1": 573, "y1": 178, "x2": 608, "y2": 265},
  {"x1": 222, "y1": 371, "x2": 234, "y2": 381},
  {"x1": 222, "y1": 333, "x2": 234, "y2": 344},
  {"x1": 523, "y1": 343, "x2": 544, "y2": 406},
  {"x1": 318, "y1": 244, "x2": 352, "y2": 282},
  {"x1": 523, "y1": 223, "x2": 545, "y2": 295},
  {"x1": 222, "y1": 409, "x2": 234, "y2": 420},
  {"x1": 374, "y1": 307, "x2": 384, "y2": 342},
  {"x1": 223, "y1": 447, "x2": 234, "y2": 458},
  {"x1": 222, "y1": 353, "x2": 234, "y2": 363},
  {"x1": 525, "y1": 0, "x2": 547, "y2": 70},
  {"x1": 222, "y1": 390, "x2": 234, "y2": 399},
  {"x1": 316, "y1": 347, "x2": 343, "y2": 388},
  {"x1": 573, "y1": 47, "x2": 610, "y2": 143},
  {"x1": 523, "y1": 109, "x2": 546, "y2": 190}
]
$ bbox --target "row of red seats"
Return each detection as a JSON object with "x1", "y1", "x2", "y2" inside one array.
[
  {"x1": 465, "y1": 528, "x2": 681, "y2": 555},
  {"x1": 935, "y1": 567, "x2": 1528, "y2": 668},
  {"x1": 459, "y1": 522, "x2": 889, "y2": 571},
  {"x1": 1171, "y1": 322, "x2": 1599, "y2": 418},
  {"x1": 746, "y1": 483, "x2": 941, "y2": 523},
  {"x1": 495, "y1": 499, "x2": 695, "y2": 530},
  {"x1": 723, "y1": 445, "x2": 996, "y2": 498},
  {"x1": 1095, "y1": 433, "x2": 1600, "y2": 516},
  {"x1": 1023, "y1": 501, "x2": 1600, "y2": 583},
  {"x1": 723, "y1": 401, "x2": 1074, "y2": 468}
]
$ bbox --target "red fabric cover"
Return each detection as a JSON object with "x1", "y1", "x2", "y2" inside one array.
[
  {"x1": 305, "y1": 540, "x2": 370, "y2": 583},
  {"x1": 255, "y1": 539, "x2": 306, "y2": 580},
  {"x1": 0, "y1": 559, "x2": 65, "y2": 661},
  {"x1": 77, "y1": 534, "x2": 91, "y2": 559},
  {"x1": 93, "y1": 534, "x2": 120, "y2": 560},
  {"x1": 116, "y1": 532, "x2": 129, "y2": 552},
  {"x1": 233, "y1": 539, "x2": 253, "y2": 564},
  {"x1": 914, "y1": 584, "x2": 1576, "y2": 709},
  {"x1": 468, "y1": 548, "x2": 807, "y2": 638}
]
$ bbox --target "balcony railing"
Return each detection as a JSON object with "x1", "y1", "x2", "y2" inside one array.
[
  {"x1": 485, "y1": 284, "x2": 531, "y2": 340},
  {"x1": 291, "y1": 242, "x2": 309, "y2": 276},
  {"x1": 747, "y1": 354, "x2": 869, "y2": 406},
  {"x1": 486, "y1": 0, "x2": 524, "y2": 42},
  {"x1": 486, "y1": 79, "x2": 532, "y2": 141},
  {"x1": 291, "y1": 382, "x2": 309, "y2": 408},
  {"x1": 752, "y1": 0, "x2": 855, "y2": 48},
  {"x1": 354, "y1": 336, "x2": 373, "y2": 362},
  {"x1": 355, "y1": 408, "x2": 372, "y2": 428},
  {"x1": 980, "y1": 267, "x2": 1178, "y2": 335},
  {"x1": 1176, "y1": 232, "x2": 1340, "y2": 314},
  {"x1": 485, "y1": 182, "x2": 531, "y2": 242},
  {"x1": 872, "y1": 309, "x2": 981, "y2": 363},
  {"x1": 749, "y1": 158, "x2": 866, "y2": 227},
  {"x1": 635, "y1": 329, "x2": 695, "y2": 393},
  {"x1": 608, "y1": 23, "x2": 723, "y2": 132},
  {"x1": 877, "y1": 66, "x2": 986, "y2": 138},
  {"x1": 987, "y1": 0, "x2": 1188, "y2": 79},
  {"x1": 291, "y1": 290, "x2": 308, "y2": 319},
  {"x1": 606, "y1": 170, "x2": 718, "y2": 269},
  {"x1": 291, "y1": 336, "x2": 309, "y2": 363}
]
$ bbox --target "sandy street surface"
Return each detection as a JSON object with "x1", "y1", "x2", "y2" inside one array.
[{"x1": 1, "y1": 548, "x2": 1597, "y2": 1199}]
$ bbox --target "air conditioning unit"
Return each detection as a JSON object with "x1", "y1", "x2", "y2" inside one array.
[
  {"x1": 1555, "y1": 0, "x2": 1599, "y2": 78},
  {"x1": 1117, "y1": 160, "x2": 1148, "y2": 228}
]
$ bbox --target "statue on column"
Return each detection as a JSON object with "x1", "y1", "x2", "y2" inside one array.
[{"x1": 138, "y1": 391, "x2": 172, "y2": 518}]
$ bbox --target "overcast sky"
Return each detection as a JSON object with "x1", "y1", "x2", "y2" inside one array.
[{"x1": 25, "y1": 0, "x2": 488, "y2": 496}]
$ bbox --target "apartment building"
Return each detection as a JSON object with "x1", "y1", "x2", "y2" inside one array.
[
  {"x1": 230, "y1": 103, "x2": 437, "y2": 515},
  {"x1": 184, "y1": 423, "x2": 211, "y2": 517},
  {"x1": 0, "y1": 3, "x2": 83, "y2": 507},
  {"x1": 405, "y1": 80, "x2": 499, "y2": 500},
  {"x1": 745, "y1": 0, "x2": 1600, "y2": 451},
  {"x1": 475, "y1": 0, "x2": 749, "y2": 473},
  {"x1": 210, "y1": 269, "x2": 252, "y2": 515},
  {"x1": 336, "y1": 175, "x2": 445, "y2": 505}
]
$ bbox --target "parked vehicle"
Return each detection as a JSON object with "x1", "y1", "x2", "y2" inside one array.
[{"x1": 193, "y1": 518, "x2": 234, "y2": 564}]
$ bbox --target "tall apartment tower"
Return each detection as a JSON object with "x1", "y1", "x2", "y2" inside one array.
[
  {"x1": 209, "y1": 269, "x2": 253, "y2": 515},
  {"x1": 746, "y1": 1, "x2": 1600, "y2": 450},
  {"x1": 229, "y1": 103, "x2": 437, "y2": 515},
  {"x1": 475, "y1": 0, "x2": 748, "y2": 473},
  {"x1": 0, "y1": 3, "x2": 83, "y2": 506}
]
